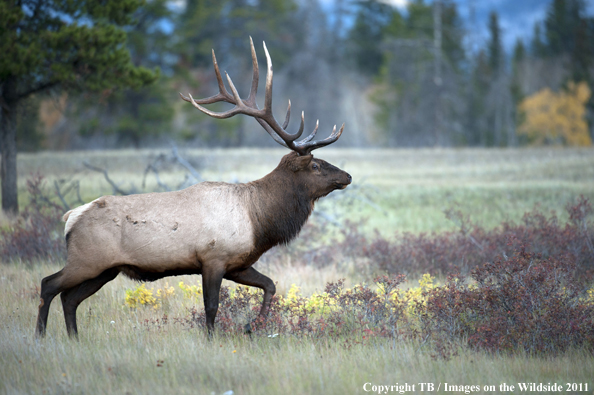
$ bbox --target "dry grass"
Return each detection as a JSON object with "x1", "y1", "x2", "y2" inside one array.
[{"x1": 1, "y1": 262, "x2": 593, "y2": 395}]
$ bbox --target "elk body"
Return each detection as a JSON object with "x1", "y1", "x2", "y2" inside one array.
[{"x1": 35, "y1": 38, "x2": 351, "y2": 338}]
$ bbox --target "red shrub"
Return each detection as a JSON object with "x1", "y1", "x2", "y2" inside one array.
[
  {"x1": 363, "y1": 197, "x2": 594, "y2": 279},
  {"x1": 0, "y1": 174, "x2": 66, "y2": 263},
  {"x1": 421, "y1": 247, "x2": 594, "y2": 355}
]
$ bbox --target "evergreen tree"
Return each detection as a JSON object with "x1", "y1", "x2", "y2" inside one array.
[
  {"x1": 543, "y1": 0, "x2": 594, "y2": 138},
  {"x1": 176, "y1": 0, "x2": 298, "y2": 146},
  {"x1": 530, "y1": 23, "x2": 547, "y2": 57},
  {"x1": 373, "y1": 0, "x2": 466, "y2": 146},
  {"x1": 348, "y1": 0, "x2": 395, "y2": 75},
  {"x1": 0, "y1": 0, "x2": 158, "y2": 215},
  {"x1": 544, "y1": 0, "x2": 585, "y2": 56},
  {"x1": 75, "y1": 0, "x2": 176, "y2": 147},
  {"x1": 488, "y1": 11, "x2": 503, "y2": 74}
]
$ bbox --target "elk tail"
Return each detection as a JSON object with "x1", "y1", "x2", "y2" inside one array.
[{"x1": 63, "y1": 210, "x2": 73, "y2": 222}]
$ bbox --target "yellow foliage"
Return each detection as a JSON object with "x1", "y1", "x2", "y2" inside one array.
[
  {"x1": 583, "y1": 287, "x2": 594, "y2": 306},
  {"x1": 125, "y1": 283, "x2": 175, "y2": 309},
  {"x1": 125, "y1": 284, "x2": 157, "y2": 308},
  {"x1": 124, "y1": 275, "x2": 443, "y2": 318},
  {"x1": 403, "y1": 273, "x2": 436, "y2": 315},
  {"x1": 518, "y1": 81, "x2": 592, "y2": 146},
  {"x1": 178, "y1": 281, "x2": 202, "y2": 301}
]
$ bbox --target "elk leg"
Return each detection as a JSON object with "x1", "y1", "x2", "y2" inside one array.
[
  {"x1": 60, "y1": 268, "x2": 120, "y2": 338},
  {"x1": 225, "y1": 267, "x2": 276, "y2": 332},
  {"x1": 36, "y1": 270, "x2": 68, "y2": 338},
  {"x1": 202, "y1": 267, "x2": 225, "y2": 335}
]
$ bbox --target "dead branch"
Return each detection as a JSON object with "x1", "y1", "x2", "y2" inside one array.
[
  {"x1": 171, "y1": 144, "x2": 203, "y2": 183},
  {"x1": 53, "y1": 180, "x2": 71, "y2": 211},
  {"x1": 83, "y1": 162, "x2": 130, "y2": 195}
]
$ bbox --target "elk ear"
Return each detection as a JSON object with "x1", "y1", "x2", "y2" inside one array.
[{"x1": 289, "y1": 154, "x2": 313, "y2": 172}]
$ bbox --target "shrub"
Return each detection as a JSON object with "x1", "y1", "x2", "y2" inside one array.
[
  {"x1": 0, "y1": 174, "x2": 66, "y2": 263},
  {"x1": 380, "y1": 199, "x2": 592, "y2": 277},
  {"x1": 420, "y1": 246, "x2": 594, "y2": 356}
]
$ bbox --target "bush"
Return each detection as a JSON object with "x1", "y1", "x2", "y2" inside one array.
[
  {"x1": 0, "y1": 174, "x2": 66, "y2": 263},
  {"x1": 364, "y1": 197, "x2": 594, "y2": 278},
  {"x1": 419, "y1": 247, "x2": 594, "y2": 356},
  {"x1": 136, "y1": 255, "x2": 594, "y2": 358},
  {"x1": 272, "y1": 197, "x2": 594, "y2": 281}
]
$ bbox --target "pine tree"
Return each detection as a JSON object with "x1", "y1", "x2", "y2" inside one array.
[
  {"x1": 348, "y1": 0, "x2": 395, "y2": 76},
  {"x1": 0, "y1": 0, "x2": 158, "y2": 215},
  {"x1": 487, "y1": 11, "x2": 503, "y2": 74}
]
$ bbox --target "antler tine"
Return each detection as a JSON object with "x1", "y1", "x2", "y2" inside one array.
[
  {"x1": 187, "y1": 93, "x2": 241, "y2": 119},
  {"x1": 298, "y1": 120, "x2": 319, "y2": 144},
  {"x1": 212, "y1": 49, "x2": 230, "y2": 101},
  {"x1": 295, "y1": 123, "x2": 345, "y2": 155},
  {"x1": 262, "y1": 41, "x2": 274, "y2": 117},
  {"x1": 282, "y1": 100, "x2": 291, "y2": 130},
  {"x1": 260, "y1": 41, "x2": 303, "y2": 143},
  {"x1": 178, "y1": 49, "x2": 234, "y2": 106},
  {"x1": 246, "y1": 37, "x2": 259, "y2": 106}
]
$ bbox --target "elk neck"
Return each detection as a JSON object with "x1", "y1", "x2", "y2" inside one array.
[{"x1": 245, "y1": 165, "x2": 314, "y2": 253}]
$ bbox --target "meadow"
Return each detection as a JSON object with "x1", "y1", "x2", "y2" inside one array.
[
  {"x1": 12, "y1": 146, "x2": 594, "y2": 233},
  {"x1": 1, "y1": 147, "x2": 594, "y2": 394}
]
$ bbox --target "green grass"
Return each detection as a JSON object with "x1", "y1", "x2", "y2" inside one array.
[
  {"x1": 12, "y1": 147, "x2": 594, "y2": 235},
  {"x1": 1, "y1": 263, "x2": 593, "y2": 395}
]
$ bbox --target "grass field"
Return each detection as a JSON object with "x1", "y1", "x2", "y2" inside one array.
[
  {"x1": 13, "y1": 146, "x2": 594, "y2": 234},
  {"x1": 2, "y1": 147, "x2": 594, "y2": 394}
]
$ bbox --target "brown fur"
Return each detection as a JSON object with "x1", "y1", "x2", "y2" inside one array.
[{"x1": 35, "y1": 152, "x2": 351, "y2": 338}]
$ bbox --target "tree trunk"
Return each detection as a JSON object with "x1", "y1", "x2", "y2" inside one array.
[{"x1": 1, "y1": 78, "x2": 19, "y2": 216}]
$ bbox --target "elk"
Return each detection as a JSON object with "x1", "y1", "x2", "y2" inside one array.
[{"x1": 35, "y1": 38, "x2": 351, "y2": 338}]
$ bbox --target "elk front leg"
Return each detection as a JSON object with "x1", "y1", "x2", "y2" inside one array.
[
  {"x1": 202, "y1": 266, "x2": 225, "y2": 336},
  {"x1": 225, "y1": 267, "x2": 276, "y2": 332}
]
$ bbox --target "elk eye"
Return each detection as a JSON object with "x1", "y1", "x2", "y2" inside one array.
[{"x1": 312, "y1": 163, "x2": 319, "y2": 170}]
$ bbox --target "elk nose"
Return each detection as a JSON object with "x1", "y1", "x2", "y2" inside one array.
[{"x1": 346, "y1": 173, "x2": 352, "y2": 184}]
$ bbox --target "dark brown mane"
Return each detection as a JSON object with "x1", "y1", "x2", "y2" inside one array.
[{"x1": 247, "y1": 153, "x2": 315, "y2": 254}]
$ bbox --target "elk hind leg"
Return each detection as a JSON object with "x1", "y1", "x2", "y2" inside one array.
[
  {"x1": 36, "y1": 270, "x2": 68, "y2": 338},
  {"x1": 60, "y1": 268, "x2": 120, "y2": 338},
  {"x1": 225, "y1": 267, "x2": 276, "y2": 332}
]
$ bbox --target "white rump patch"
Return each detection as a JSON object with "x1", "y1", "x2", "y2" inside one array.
[{"x1": 64, "y1": 199, "x2": 98, "y2": 237}]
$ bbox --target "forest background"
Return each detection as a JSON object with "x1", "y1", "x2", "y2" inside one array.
[{"x1": 8, "y1": 0, "x2": 594, "y2": 152}]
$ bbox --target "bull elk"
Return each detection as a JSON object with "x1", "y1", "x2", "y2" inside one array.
[{"x1": 35, "y1": 38, "x2": 351, "y2": 338}]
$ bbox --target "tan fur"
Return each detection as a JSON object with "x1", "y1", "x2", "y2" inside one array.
[{"x1": 61, "y1": 182, "x2": 256, "y2": 285}]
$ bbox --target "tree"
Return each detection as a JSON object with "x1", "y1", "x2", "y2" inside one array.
[
  {"x1": 347, "y1": 0, "x2": 396, "y2": 75},
  {"x1": 544, "y1": 0, "x2": 585, "y2": 56},
  {"x1": 0, "y1": 0, "x2": 158, "y2": 215},
  {"x1": 510, "y1": 39, "x2": 527, "y2": 145},
  {"x1": 374, "y1": 0, "x2": 467, "y2": 146},
  {"x1": 176, "y1": 0, "x2": 299, "y2": 146},
  {"x1": 73, "y1": 0, "x2": 176, "y2": 148},
  {"x1": 487, "y1": 11, "x2": 503, "y2": 74},
  {"x1": 518, "y1": 81, "x2": 592, "y2": 146}
]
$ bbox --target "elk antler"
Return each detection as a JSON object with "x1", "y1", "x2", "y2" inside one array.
[{"x1": 180, "y1": 37, "x2": 344, "y2": 156}]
